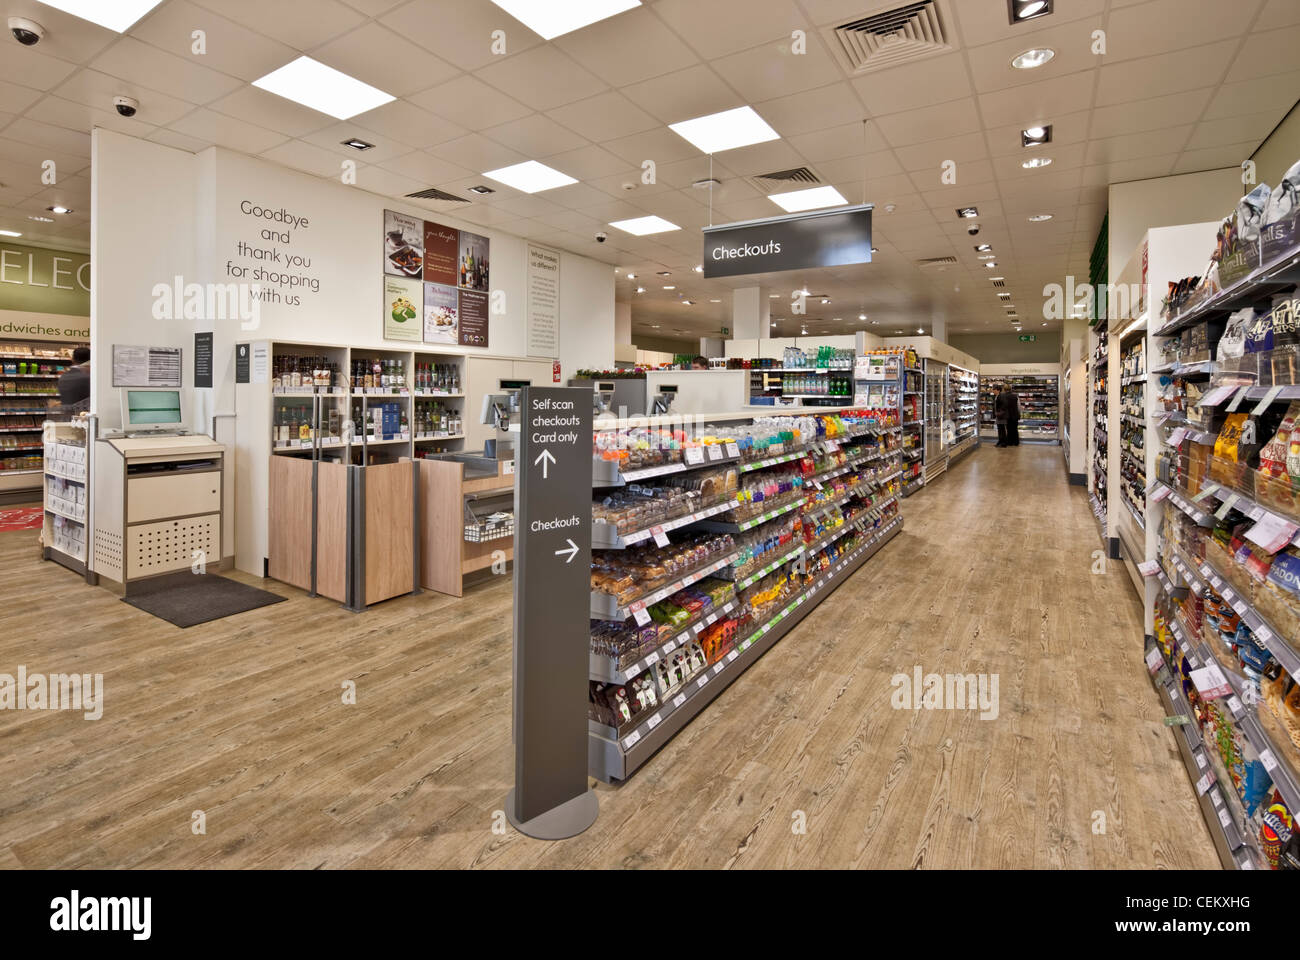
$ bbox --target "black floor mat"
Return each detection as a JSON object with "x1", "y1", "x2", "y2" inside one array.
[{"x1": 122, "y1": 571, "x2": 286, "y2": 627}]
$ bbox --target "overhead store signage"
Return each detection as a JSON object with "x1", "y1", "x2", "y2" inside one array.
[
  {"x1": 701, "y1": 204, "x2": 873, "y2": 279},
  {"x1": 1018, "y1": 335, "x2": 1036, "y2": 342},
  {"x1": 509, "y1": 385, "x2": 597, "y2": 837},
  {"x1": 383, "y1": 210, "x2": 490, "y2": 349},
  {"x1": 0, "y1": 241, "x2": 90, "y2": 318}
]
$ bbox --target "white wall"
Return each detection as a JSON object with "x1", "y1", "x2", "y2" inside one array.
[
  {"x1": 91, "y1": 130, "x2": 198, "y2": 427},
  {"x1": 92, "y1": 131, "x2": 616, "y2": 575},
  {"x1": 1108, "y1": 169, "x2": 1240, "y2": 290}
]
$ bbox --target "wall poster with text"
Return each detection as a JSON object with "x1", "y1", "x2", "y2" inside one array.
[
  {"x1": 423, "y1": 281, "x2": 458, "y2": 344},
  {"x1": 384, "y1": 275, "x2": 423, "y2": 342},
  {"x1": 458, "y1": 289, "x2": 489, "y2": 347},
  {"x1": 384, "y1": 210, "x2": 424, "y2": 279},
  {"x1": 457, "y1": 230, "x2": 489, "y2": 292}
]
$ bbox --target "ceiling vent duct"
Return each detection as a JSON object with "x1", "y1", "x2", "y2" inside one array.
[
  {"x1": 915, "y1": 256, "x2": 958, "y2": 268},
  {"x1": 991, "y1": 279, "x2": 1007, "y2": 288},
  {"x1": 829, "y1": 1, "x2": 953, "y2": 75},
  {"x1": 404, "y1": 187, "x2": 470, "y2": 203},
  {"x1": 744, "y1": 166, "x2": 820, "y2": 193}
]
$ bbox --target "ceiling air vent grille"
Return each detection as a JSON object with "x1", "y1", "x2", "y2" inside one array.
[
  {"x1": 405, "y1": 187, "x2": 470, "y2": 203},
  {"x1": 991, "y1": 279, "x2": 1007, "y2": 288},
  {"x1": 916, "y1": 256, "x2": 958, "y2": 267},
  {"x1": 831, "y1": 1, "x2": 953, "y2": 75},
  {"x1": 744, "y1": 166, "x2": 820, "y2": 193}
]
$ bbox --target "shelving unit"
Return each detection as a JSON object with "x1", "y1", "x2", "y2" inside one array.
[
  {"x1": 1088, "y1": 323, "x2": 1109, "y2": 542},
  {"x1": 1118, "y1": 330, "x2": 1148, "y2": 550},
  {"x1": 41, "y1": 419, "x2": 88, "y2": 575},
  {"x1": 979, "y1": 373, "x2": 1060, "y2": 443},
  {"x1": 923, "y1": 358, "x2": 948, "y2": 483},
  {"x1": 947, "y1": 364, "x2": 979, "y2": 464},
  {"x1": 0, "y1": 342, "x2": 85, "y2": 496},
  {"x1": 901, "y1": 359, "x2": 925, "y2": 496},
  {"x1": 587, "y1": 407, "x2": 904, "y2": 781}
]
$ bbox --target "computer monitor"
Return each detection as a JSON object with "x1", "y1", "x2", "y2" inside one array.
[{"x1": 120, "y1": 388, "x2": 184, "y2": 432}]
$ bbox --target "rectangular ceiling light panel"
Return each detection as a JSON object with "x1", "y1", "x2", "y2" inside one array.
[
  {"x1": 34, "y1": 1, "x2": 164, "y2": 31},
  {"x1": 488, "y1": 0, "x2": 641, "y2": 39},
  {"x1": 253, "y1": 57, "x2": 395, "y2": 120},
  {"x1": 669, "y1": 106, "x2": 779, "y2": 154}
]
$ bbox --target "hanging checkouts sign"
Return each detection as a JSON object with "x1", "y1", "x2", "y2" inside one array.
[{"x1": 508, "y1": 386, "x2": 598, "y2": 839}]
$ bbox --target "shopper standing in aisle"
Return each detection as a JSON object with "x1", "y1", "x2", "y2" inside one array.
[
  {"x1": 56, "y1": 346, "x2": 90, "y2": 417},
  {"x1": 1002, "y1": 384, "x2": 1021, "y2": 446},
  {"x1": 993, "y1": 385, "x2": 1009, "y2": 446}
]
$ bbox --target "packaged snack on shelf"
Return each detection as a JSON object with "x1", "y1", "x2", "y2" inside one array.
[
  {"x1": 1258, "y1": 790, "x2": 1295, "y2": 869},
  {"x1": 1262, "y1": 669, "x2": 1300, "y2": 753},
  {"x1": 1255, "y1": 548, "x2": 1300, "y2": 640},
  {"x1": 1204, "y1": 700, "x2": 1274, "y2": 817}
]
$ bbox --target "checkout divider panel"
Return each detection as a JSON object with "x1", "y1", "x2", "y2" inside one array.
[{"x1": 363, "y1": 460, "x2": 414, "y2": 605}]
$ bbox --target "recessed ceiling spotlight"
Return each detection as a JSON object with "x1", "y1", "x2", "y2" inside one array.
[
  {"x1": 1011, "y1": 47, "x2": 1055, "y2": 69},
  {"x1": 662, "y1": 285, "x2": 675, "y2": 290},
  {"x1": 27, "y1": 215, "x2": 54, "y2": 223},
  {"x1": 635, "y1": 286, "x2": 645, "y2": 293},
  {"x1": 682, "y1": 300, "x2": 695, "y2": 305},
  {"x1": 985, "y1": 262, "x2": 998, "y2": 268},
  {"x1": 989, "y1": 276, "x2": 1005, "y2": 282},
  {"x1": 626, "y1": 272, "x2": 636, "y2": 279},
  {"x1": 32, "y1": 1, "x2": 164, "y2": 32},
  {"x1": 692, "y1": 177, "x2": 721, "y2": 190},
  {"x1": 975, "y1": 244, "x2": 992, "y2": 252},
  {"x1": 669, "y1": 105, "x2": 779, "y2": 154},
  {"x1": 484, "y1": 160, "x2": 578, "y2": 193},
  {"x1": 1041, "y1": 322, "x2": 1048, "y2": 326},
  {"x1": 609, "y1": 215, "x2": 680, "y2": 235},
  {"x1": 858, "y1": 313, "x2": 867, "y2": 321},
  {"x1": 486, "y1": 0, "x2": 641, "y2": 40},
  {"x1": 821, "y1": 298, "x2": 831, "y2": 304},
  {"x1": 1008, "y1": 0, "x2": 1052, "y2": 24},
  {"x1": 340, "y1": 137, "x2": 374, "y2": 151},
  {"x1": 47, "y1": 206, "x2": 71, "y2": 214},
  {"x1": 468, "y1": 184, "x2": 495, "y2": 195},
  {"x1": 956, "y1": 207, "x2": 979, "y2": 219},
  {"x1": 916, "y1": 327, "x2": 924, "y2": 334},
  {"x1": 693, "y1": 265, "x2": 703, "y2": 273},
  {"x1": 709, "y1": 299, "x2": 721, "y2": 303},
  {"x1": 798, "y1": 287, "x2": 810, "y2": 296},
  {"x1": 998, "y1": 293, "x2": 1011, "y2": 299},
  {"x1": 1022, "y1": 156, "x2": 1052, "y2": 169},
  {"x1": 253, "y1": 56, "x2": 395, "y2": 120},
  {"x1": 657, "y1": 271, "x2": 672, "y2": 277},
  {"x1": 871, "y1": 246, "x2": 878, "y2": 253},
  {"x1": 769, "y1": 294, "x2": 779, "y2": 298},
  {"x1": 978, "y1": 254, "x2": 996, "y2": 260},
  {"x1": 768, "y1": 185, "x2": 848, "y2": 213},
  {"x1": 1028, "y1": 214, "x2": 1054, "y2": 222},
  {"x1": 1022, "y1": 125, "x2": 1053, "y2": 147}
]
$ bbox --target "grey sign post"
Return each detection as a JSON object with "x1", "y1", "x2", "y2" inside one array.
[{"x1": 507, "y1": 385, "x2": 598, "y2": 839}]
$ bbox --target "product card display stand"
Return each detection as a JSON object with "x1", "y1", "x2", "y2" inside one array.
[{"x1": 41, "y1": 418, "x2": 89, "y2": 575}]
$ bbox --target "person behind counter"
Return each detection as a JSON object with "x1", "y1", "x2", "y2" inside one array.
[
  {"x1": 57, "y1": 346, "x2": 90, "y2": 415},
  {"x1": 691, "y1": 356, "x2": 710, "y2": 370}
]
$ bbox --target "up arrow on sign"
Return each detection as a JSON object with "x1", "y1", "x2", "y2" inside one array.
[{"x1": 534, "y1": 448, "x2": 555, "y2": 478}]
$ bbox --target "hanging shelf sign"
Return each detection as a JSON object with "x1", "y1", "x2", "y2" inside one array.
[{"x1": 701, "y1": 204, "x2": 873, "y2": 279}]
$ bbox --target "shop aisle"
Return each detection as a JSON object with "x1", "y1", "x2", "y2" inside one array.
[{"x1": 0, "y1": 446, "x2": 1217, "y2": 869}]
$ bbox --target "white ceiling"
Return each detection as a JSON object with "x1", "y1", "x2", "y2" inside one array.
[{"x1": 0, "y1": 0, "x2": 1296, "y2": 343}]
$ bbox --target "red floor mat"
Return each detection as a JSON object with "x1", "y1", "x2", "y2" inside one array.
[{"x1": 0, "y1": 507, "x2": 43, "y2": 532}]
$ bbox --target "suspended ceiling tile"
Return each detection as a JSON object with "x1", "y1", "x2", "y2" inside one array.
[
  {"x1": 1104, "y1": 0, "x2": 1262, "y2": 62},
  {"x1": 1172, "y1": 141, "x2": 1270, "y2": 176},
  {"x1": 168, "y1": 108, "x2": 290, "y2": 155},
  {"x1": 90, "y1": 37, "x2": 244, "y2": 106},
  {"x1": 551, "y1": 6, "x2": 699, "y2": 87},
  {"x1": 130, "y1": 0, "x2": 299, "y2": 82},
  {"x1": 1081, "y1": 155, "x2": 1177, "y2": 186},
  {"x1": 190, "y1": 0, "x2": 366, "y2": 50},
  {"x1": 0, "y1": 82, "x2": 44, "y2": 117},
  {"x1": 542, "y1": 144, "x2": 634, "y2": 181},
  {"x1": 875, "y1": 98, "x2": 982, "y2": 147},
  {"x1": 545, "y1": 91, "x2": 661, "y2": 143},
  {"x1": 0, "y1": 47, "x2": 79, "y2": 91},
  {"x1": 985, "y1": 109, "x2": 1091, "y2": 158},
  {"x1": 481, "y1": 113, "x2": 590, "y2": 158},
  {"x1": 146, "y1": 128, "x2": 213, "y2": 153},
  {"x1": 618, "y1": 64, "x2": 742, "y2": 124},
  {"x1": 260, "y1": 138, "x2": 354, "y2": 178},
  {"x1": 1085, "y1": 125, "x2": 1195, "y2": 165},
  {"x1": 1088, "y1": 89, "x2": 1214, "y2": 140},
  {"x1": 602, "y1": 127, "x2": 702, "y2": 166},
  {"x1": 22, "y1": 96, "x2": 158, "y2": 141},
  {"x1": 475, "y1": 44, "x2": 609, "y2": 112},
  {"x1": 951, "y1": 0, "x2": 1105, "y2": 49},
  {"x1": 852, "y1": 53, "x2": 973, "y2": 116},
  {"x1": 1256, "y1": 0, "x2": 1300, "y2": 28},
  {"x1": 408, "y1": 75, "x2": 531, "y2": 130},
  {"x1": 310, "y1": 21, "x2": 460, "y2": 98},
  {"x1": 1224, "y1": 24, "x2": 1300, "y2": 83},
  {"x1": 977, "y1": 70, "x2": 1095, "y2": 129},
  {"x1": 651, "y1": 0, "x2": 807, "y2": 60},
  {"x1": 893, "y1": 132, "x2": 988, "y2": 172},
  {"x1": 428, "y1": 132, "x2": 528, "y2": 173},
  {"x1": 52, "y1": 68, "x2": 195, "y2": 127},
  {"x1": 1203, "y1": 71, "x2": 1300, "y2": 121},
  {"x1": 352, "y1": 164, "x2": 427, "y2": 199},
  {"x1": 350, "y1": 99, "x2": 468, "y2": 150},
  {"x1": 207, "y1": 86, "x2": 336, "y2": 139},
  {"x1": 788, "y1": 120, "x2": 886, "y2": 163},
  {"x1": 1096, "y1": 41, "x2": 1236, "y2": 107},
  {"x1": 374, "y1": 150, "x2": 474, "y2": 187},
  {"x1": 380, "y1": 0, "x2": 541, "y2": 71},
  {"x1": 711, "y1": 43, "x2": 845, "y2": 104},
  {"x1": 964, "y1": 21, "x2": 1103, "y2": 95}
]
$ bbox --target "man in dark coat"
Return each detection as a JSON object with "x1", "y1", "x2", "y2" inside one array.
[{"x1": 994, "y1": 384, "x2": 1020, "y2": 447}]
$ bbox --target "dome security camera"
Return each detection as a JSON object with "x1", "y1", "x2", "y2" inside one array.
[
  {"x1": 114, "y1": 96, "x2": 140, "y2": 118},
  {"x1": 595, "y1": 231, "x2": 607, "y2": 243},
  {"x1": 967, "y1": 224, "x2": 980, "y2": 236},
  {"x1": 8, "y1": 17, "x2": 45, "y2": 45}
]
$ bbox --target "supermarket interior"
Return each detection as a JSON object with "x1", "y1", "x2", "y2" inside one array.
[{"x1": 2, "y1": 0, "x2": 1300, "y2": 885}]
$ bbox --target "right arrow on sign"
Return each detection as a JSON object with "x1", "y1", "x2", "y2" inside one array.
[
  {"x1": 554, "y1": 538, "x2": 579, "y2": 563},
  {"x1": 534, "y1": 448, "x2": 555, "y2": 479}
]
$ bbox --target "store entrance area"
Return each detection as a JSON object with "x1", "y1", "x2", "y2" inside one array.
[{"x1": 0, "y1": 445, "x2": 1213, "y2": 868}]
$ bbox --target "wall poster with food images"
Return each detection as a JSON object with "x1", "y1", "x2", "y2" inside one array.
[
  {"x1": 457, "y1": 230, "x2": 489, "y2": 292},
  {"x1": 384, "y1": 275, "x2": 422, "y2": 342},
  {"x1": 384, "y1": 210, "x2": 424, "y2": 279},
  {"x1": 423, "y1": 281, "x2": 458, "y2": 344}
]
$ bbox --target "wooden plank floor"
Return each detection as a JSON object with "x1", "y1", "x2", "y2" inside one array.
[{"x1": 0, "y1": 445, "x2": 1218, "y2": 868}]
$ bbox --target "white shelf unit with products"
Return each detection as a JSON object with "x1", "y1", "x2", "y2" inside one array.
[
  {"x1": 42, "y1": 419, "x2": 89, "y2": 575},
  {"x1": 923, "y1": 358, "x2": 948, "y2": 483},
  {"x1": 947, "y1": 362, "x2": 979, "y2": 464},
  {"x1": 1088, "y1": 321, "x2": 1110, "y2": 545},
  {"x1": 978, "y1": 365, "x2": 1061, "y2": 444},
  {"x1": 587, "y1": 406, "x2": 905, "y2": 781},
  {"x1": 900, "y1": 357, "x2": 926, "y2": 497}
]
